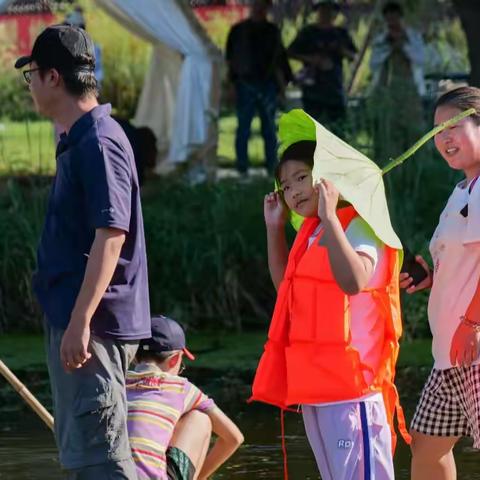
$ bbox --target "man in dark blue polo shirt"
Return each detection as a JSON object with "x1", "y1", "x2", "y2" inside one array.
[{"x1": 15, "y1": 25, "x2": 150, "y2": 478}]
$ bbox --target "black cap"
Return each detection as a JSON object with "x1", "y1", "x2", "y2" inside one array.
[
  {"x1": 140, "y1": 315, "x2": 195, "y2": 361},
  {"x1": 14, "y1": 24, "x2": 95, "y2": 73}
]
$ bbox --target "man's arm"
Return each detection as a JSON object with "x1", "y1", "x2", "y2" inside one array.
[
  {"x1": 287, "y1": 28, "x2": 317, "y2": 65},
  {"x1": 60, "y1": 227, "x2": 125, "y2": 371}
]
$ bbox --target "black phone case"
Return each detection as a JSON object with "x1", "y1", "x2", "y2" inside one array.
[{"x1": 400, "y1": 249, "x2": 429, "y2": 286}]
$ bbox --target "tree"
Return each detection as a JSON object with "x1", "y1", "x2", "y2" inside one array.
[{"x1": 453, "y1": 0, "x2": 480, "y2": 87}]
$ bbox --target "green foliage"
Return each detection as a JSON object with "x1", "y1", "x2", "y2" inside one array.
[
  {"x1": 0, "y1": 164, "x2": 442, "y2": 339},
  {"x1": 0, "y1": 67, "x2": 39, "y2": 122},
  {"x1": 217, "y1": 115, "x2": 266, "y2": 165},
  {"x1": 0, "y1": 99, "x2": 457, "y2": 340},
  {"x1": 0, "y1": 22, "x2": 36, "y2": 121},
  {"x1": 0, "y1": 1, "x2": 151, "y2": 121},
  {"x1": 0, "y1": 0, "x2": 470, "y2": 120},
  {"x1": 141, "y1": 178, "x2": 275, "y2": 330},
  {"x1": 0, "y1": 121, "x2": 55, "y2": 176},
  {"x1": 0, "y1": 176, "x2": 277, "y2": 332},
  {"x1": 424, "y1": 18, "x2": 469, "y2": 74},
  {"x1": 0, "y1": 178, "x2": 49, "y2": 332}
]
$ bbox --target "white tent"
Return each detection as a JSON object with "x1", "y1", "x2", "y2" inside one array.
[{"x1": 95, "y1": 0, "x2": 223, "y2": 174}]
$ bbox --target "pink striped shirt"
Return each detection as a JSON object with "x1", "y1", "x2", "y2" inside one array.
[{"x1": 126, "y1": 362, "x2": 215, "y2": 479}]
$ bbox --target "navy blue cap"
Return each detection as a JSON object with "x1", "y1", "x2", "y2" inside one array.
[{"x1": 140, "y1": 315, "x2": 195, "y2": 360}]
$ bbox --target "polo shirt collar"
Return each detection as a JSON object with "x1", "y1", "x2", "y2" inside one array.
[{"x1": 61, "y1": 103, "x2": 112, "y2": 148}]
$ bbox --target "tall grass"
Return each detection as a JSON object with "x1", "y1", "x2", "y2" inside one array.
[
  {"x1": 0, "y1": 159, "x2": 452, "y2": 339},
  {"x1": 142, "y1": 178, "x2": 278, "y2": 331},
  {"x1": 0, "y1": 100, "x2": 461, "y2": 338},
  {"x1": 0, "y1": 177, "x2": 279, "y2": 333},
  {"x1": 0, "y1": 121, "x2": 55, "y2": 176},
  {"x1": 0, "y1": 178, "x2": 49, "y2": 331}
]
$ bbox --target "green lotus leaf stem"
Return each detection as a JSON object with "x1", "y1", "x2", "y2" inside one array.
[{"x1": 381, "y1": 108, "x2": 477, "y2": 175}]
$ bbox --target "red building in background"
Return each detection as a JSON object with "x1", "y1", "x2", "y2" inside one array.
[
  {"x1": 0, "y1": 0, "x2": 74, "y2": 56},
  {"x1": 190, "y1": 0, "x2": 249, "y2": 24},
  {"x1": 1, "y1": 0, "x2": 248, "y2": 58}
]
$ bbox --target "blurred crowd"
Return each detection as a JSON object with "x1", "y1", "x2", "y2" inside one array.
[{"x1": 225, "y1": 0, "x2": 432, "y2": 174}]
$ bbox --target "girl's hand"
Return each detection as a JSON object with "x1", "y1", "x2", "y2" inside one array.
[
  {"x1": 399, "y1": 255, "x2": 433, "y2": 293},
  {"x1": 264, "y1": 192, "x2": 287, "y2": 228},
  {"x1": 315, "y1": 178, "x2": 339, "y2": 222},
  {"x1": 450, "y1": 321, "x2": 480, "y2": 367}
]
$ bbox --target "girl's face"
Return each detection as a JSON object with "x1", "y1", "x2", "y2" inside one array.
[
  {"x1": 434, "y1": 105, "x2": 480, "y2": 178},
  {"x1": 278, "y1": 160, "x2": 318, "y2": 217}
]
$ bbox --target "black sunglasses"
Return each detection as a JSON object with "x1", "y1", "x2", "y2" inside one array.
[{"x1": 23, "y1": 67, "x2": 42, "y2": 84}]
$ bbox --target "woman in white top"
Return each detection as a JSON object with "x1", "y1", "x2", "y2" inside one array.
[{"x1": 401, "y1": 86, "x2": 480, "y2": 480}]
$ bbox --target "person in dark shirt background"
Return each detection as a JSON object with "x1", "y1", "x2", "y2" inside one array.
[
  {"x1": 226, "y1": 0, "x2": 292, "y2": 176},
  {"x1": 14, "y1": 24, "x2": 150, "y2": 478},
  {"x1": 288, "y1": 0, "x2": 356, "y2": 131}
]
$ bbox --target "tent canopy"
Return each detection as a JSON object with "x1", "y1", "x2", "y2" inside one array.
[{"x1": 95, "y1": 0, "x2": 223, "y2": 171}]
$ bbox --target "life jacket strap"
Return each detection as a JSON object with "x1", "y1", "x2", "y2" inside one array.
[{"x1": 281, "y1": 408, "x2": 289, "y2": 480}]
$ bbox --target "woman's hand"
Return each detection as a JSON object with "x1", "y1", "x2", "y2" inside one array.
[
  {"x1": 315, "y1": 178, "x2": 339, "y2": 222},
  {"x1": 450, "y1": 321, "x2": 480, "y2": 367},
  {"x1": 264, "y1": 192, "x2": 287, "y2": 228},
  {"x1": 399, "y1": 255, "x2": 433, "y2": 293}
]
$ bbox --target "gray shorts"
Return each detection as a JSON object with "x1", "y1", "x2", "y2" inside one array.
[{"x1": 44, "y1": 321, "x2": 138, "y2": 475}]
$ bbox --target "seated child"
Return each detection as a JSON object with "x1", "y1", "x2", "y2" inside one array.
[{"x1": 127, "y1": 315, "x2": 244, "y2": 480}]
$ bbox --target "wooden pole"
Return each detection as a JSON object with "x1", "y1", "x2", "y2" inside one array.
[{"x1": 0, "y1": 359, "x2": 54, "y2": 432}]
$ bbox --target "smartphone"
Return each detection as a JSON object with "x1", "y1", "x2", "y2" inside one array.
[{"x1": 400, "y1": 248, "x2": 429, "y2": 286}]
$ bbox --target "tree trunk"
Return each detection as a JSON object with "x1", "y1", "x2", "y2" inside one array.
[{"x1": 453, "y1": 0, "x2": 480, "y2": 87}]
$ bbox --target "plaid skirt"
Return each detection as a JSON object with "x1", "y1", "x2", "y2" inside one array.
[{"x1": 411, "y1": 364, "x2": 480, "y2": 448}]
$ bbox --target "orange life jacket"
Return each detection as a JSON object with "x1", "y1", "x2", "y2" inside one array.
[{"x1": 250, "y1": 206, "x2": 411, "y2": 451}]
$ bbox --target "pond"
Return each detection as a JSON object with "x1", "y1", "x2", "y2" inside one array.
[{"x1": 1, "y1": 369, "x2": 480, "y2": 479}]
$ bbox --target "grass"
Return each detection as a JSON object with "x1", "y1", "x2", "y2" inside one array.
[
  {"x1": 217, "y1": 113, "x2": 267, "y2": 167},
  {"x1": 0, "y1": 114, "x2": 268, "y2": 177},
  {"x1": 0, "y1": 120, "x2": 55, "y2": 176},
  {"x1": 0, "y1": 332, "x2": 433, "y2": 373}
]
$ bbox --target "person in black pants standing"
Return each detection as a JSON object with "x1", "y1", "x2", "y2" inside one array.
[{"x1": 226, "y1": 0, "x2": 292, "y2": 177}]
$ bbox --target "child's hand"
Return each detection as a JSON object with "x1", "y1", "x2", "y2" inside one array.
[
  {"x1": 450, "y1": 321, "x2": 480, "y2": 367},
  {"x1": 264, "y1": 192, "x2": 287, "y2": 228},
  {"x1": 315, "y1": 178, "x2": 339, "y2": 222},
  {"x1": 399, "y1": 255, "x2": 433, "y2": 293}
]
